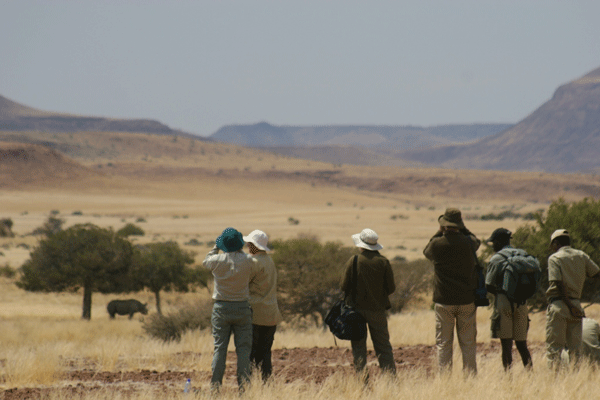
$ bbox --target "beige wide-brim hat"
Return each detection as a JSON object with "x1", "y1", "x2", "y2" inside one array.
[
  {"x1": 243, "y1": 229, "x2": 271, "y2": 251},
  {"x1": 550, "y1": 229, "x2": 570, "y2": 243},
  {"x1": 352, "y1": 228, "x2": 383, "y2": 251}
]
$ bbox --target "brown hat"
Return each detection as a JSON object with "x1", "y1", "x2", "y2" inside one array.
[{"x1": 438, "y1": 208, "x2": 465, "y2": 229}]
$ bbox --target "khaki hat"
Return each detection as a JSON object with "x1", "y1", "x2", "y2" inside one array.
[
  {"x1": 438, "y1": 208, "x2": 465, "y2": 229},
  {"x1": 352, "y1": 228, "x2": 383, "y2": 251},
  {"x1": 550, "y1": 229, "x2": 570, "y2": 242},
  {"x1": 243, "y1": 229, "x2": 271, "y2": 251}
]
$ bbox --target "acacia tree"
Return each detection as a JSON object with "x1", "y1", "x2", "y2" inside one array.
[
  {"x1": 511, "y1": 197, "x2": 600, "y2": 309},
  {"x1": 131, "y1": 241, "x2": 196, "y2": 315},
  {"x1": 271, "y1": 235, "x2": 355, "y2": 326},
  {"x1": 17, "y1": 223, "x2": 135, "y2": 320}
]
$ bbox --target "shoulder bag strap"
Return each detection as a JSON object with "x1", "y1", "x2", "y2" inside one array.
[{"x1": 352, "y1": 255, "x2": 359, "y2": 304}]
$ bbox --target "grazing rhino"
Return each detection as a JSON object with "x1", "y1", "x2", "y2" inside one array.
[{"x1": 107, "y1": 299, "x2": 149, "y2": 319}]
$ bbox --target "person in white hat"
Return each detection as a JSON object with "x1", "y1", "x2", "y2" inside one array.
[
  {"x1": 341, "y1": 228, "x2": 396, "y2": 376},
  {"x1": 545, "y1": 229, "x2": 600, "y2": 369},
  {"x1": 244, "y1": 229, "x2": 282, "y2": 381}
]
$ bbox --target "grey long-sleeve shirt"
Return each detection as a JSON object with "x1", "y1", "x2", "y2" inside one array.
[{"x1": 203, "y1": 246, "x2": 260, "y2": 301}]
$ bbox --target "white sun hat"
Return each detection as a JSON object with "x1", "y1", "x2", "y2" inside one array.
[
  {"x1": 550, "y1": 229, "x2": 570, "y2": 242},
  {"x1": 352, "y1": 228, "x2": 383, "y2": 251},
  {"x1": 243, "y1": 229, "x2": 271, "y2": 251}
]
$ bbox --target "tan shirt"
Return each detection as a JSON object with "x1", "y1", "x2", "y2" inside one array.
[
  {"x1": 249, "y1": 253, "x2": 283, "y2": 326},
  {"x1": 546, "y1": 246, "x2": 600, "y2": 299}
]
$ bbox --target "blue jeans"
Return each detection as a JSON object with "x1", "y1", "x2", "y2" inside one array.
[{"x1": 211, "y1": 301, "x2": 253, "y2": 389}]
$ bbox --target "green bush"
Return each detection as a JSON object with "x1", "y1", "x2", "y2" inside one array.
[
  {"x1": 0, "y1": 265, "x2": 16, "y2": 278},
  {"x1": 510, "y1": 198, "x2": 600, "y2": 310},
  {"x1": 117, "y1": 223, "x2": 145, "y2": 237},
  {"x1": 389, "y1": 259, "x2": 433, "y2": 313},
  {"x1": 0, "y1": 218, "x2": 14, "y2": 238},
  {"x1": 271, "y1": 235, "x2": 355, "y2": 326},
  {"x1": 142, "y1": 301, "x2": 212, "y2": 342},
  {"x1": 31, "y1": 217, "x2": 64, "y2": 236}
]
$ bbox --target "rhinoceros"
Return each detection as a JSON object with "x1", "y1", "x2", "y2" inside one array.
[{"x1": 107, "y1": 299, "x2": 149, "y2": 319}]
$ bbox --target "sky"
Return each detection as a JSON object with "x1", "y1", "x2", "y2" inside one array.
[{"x1": 1, "y1": 1, "x2": 600, "y2": 137}]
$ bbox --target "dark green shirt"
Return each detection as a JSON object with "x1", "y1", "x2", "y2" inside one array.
[
  {"x1": 341, "y1": 251, "x2": 396, "y2": 311},
  {"x1": 423, "y1": 230, "x2": 478, "y2": 305}
]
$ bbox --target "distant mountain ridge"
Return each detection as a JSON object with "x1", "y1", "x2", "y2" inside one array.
[
  {"x1": 210, "y1": 122, "x2": 512, "y2": 151},
  {"x1": 0, "y1": 95, "x2": 187, "y2": 136},
  {"x1": 399, "y1": 66, "x2": 600, "y2": 173}
]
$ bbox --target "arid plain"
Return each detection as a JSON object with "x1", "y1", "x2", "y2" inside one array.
[{"x1": 2, "y1": 132, "x2": 600, "y2": 398}]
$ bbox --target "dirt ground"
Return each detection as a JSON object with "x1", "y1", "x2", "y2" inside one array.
[{"x1": 1, "y1": 342, "x2": 546, "y2": 399}]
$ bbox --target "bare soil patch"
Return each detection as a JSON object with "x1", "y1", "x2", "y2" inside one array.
[{"x1": 1, "y1": 343, "x2": 545, "y2": 399}]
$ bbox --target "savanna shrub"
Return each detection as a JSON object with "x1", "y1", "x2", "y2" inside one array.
[
  {"x1": 0, "y1": 264, "x2": 16, "y2": 278},
  {"x1": 509, "y1": 197, "x2": 600, "y2": 310},
  {"x1": 142, "y1": 300, "x2": 212, "y2": 342},
  {"x1": 117, "y1": 223, "x2": 145, "y2": 237},
  {"x1": 270, "y1": 235, "x2": 355, "y2": 326},
  {"x1": 0, "y1": 218, "x2": 14, "y2": 237},
  {"x1": 389, "y1": 259, "x2": 433, "y2": 313}
]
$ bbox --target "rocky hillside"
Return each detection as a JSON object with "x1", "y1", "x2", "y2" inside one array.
[
  {"x1": 0, "y1": 95, "x2": 185, "y2": 135},
  {"x1": 400, "y1": 66, "x2": 600, "y2": 173},
  {"x1": 0, "y1": 142, "x2": 98, "y2": 188}
]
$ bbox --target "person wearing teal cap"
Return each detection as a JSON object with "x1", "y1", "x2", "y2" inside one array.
[{"x1": 203, "y1": 227, "x2": 261, "y2": 392}]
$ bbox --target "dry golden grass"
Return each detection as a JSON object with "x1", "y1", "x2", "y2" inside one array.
[{"x1": 3, "y1": 270, "x2": 600, "y2": 398}]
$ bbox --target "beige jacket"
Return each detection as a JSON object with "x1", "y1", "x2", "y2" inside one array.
[{"x1": 249, "y1": 253, "x2": 283, "y2": 326}]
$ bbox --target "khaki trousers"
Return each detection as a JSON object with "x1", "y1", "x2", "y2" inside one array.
[
  {"x1": 491, "y1": 293, "x2": 529, "y2": 341},
  {"x1": 546, "y1": 299, "x2": 583, "y2": 369},
  {"x1": 435, "y1": 302, "x2": 477, "y2": 374}
]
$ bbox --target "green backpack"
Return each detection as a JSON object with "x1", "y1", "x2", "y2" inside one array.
[{"x1": 498, "y1": 249, "x2": 541, "y2": 305}]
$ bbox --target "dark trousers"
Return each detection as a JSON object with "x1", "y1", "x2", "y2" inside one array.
[
  {"x1": 250, "y1": 324, "x2": 277, "y2": 380},
  {"x1": 351, "y1": 309, "x2": 396, "y2": 373}
]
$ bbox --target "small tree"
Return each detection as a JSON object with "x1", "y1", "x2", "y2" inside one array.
[
  {"x1": 132, "y1": 241, "x2": 196, "y2": 315},
  {"x1": 271, "y1": 235, "x2": 355, "y2": 326},
  {"x1": 511, "y1": 197, "x2": 600, "y2": 309},
  {"x1": 17, "y1": 224, "x2": 134, "y2": 320}
]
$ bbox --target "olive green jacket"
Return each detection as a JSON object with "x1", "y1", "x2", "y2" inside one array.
[{"x1": 341, "y1": 251, "x2": 396, "y2": 311}]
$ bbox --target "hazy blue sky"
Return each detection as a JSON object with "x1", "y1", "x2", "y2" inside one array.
[{"x1": 1, "y1": 1, "x2": 599, "y2": 136}]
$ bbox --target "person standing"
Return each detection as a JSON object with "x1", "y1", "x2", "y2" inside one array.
[
  {"x1": 545, "y1": 229, "x2": 600, "y2": 369},
  {"x1": 582, "y1": 317, "x2": 600, "y2": 364},
  {"x1": 341, "y1": 228, "x2": 396, "y2": 375},
  {"x1": 244, "y1": 229, "x2": 282, "y2": 381},
  {"x1": 485, "y1": 228, "x2": 534, "y2": 370},
  {"x1": 203, "y1": 227, "x2": 259, "y2": 392},
  {"x1": 423, "y1": 208, "x2": 479, "y2": 375}
]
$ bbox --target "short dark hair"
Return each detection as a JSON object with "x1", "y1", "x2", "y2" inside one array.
[
  {"x1": 553, "y1": 235, "x2": 571, "y2": 247},
  {"x1": 494, "y1": 236, "x2": 511, "y2": 248}
]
